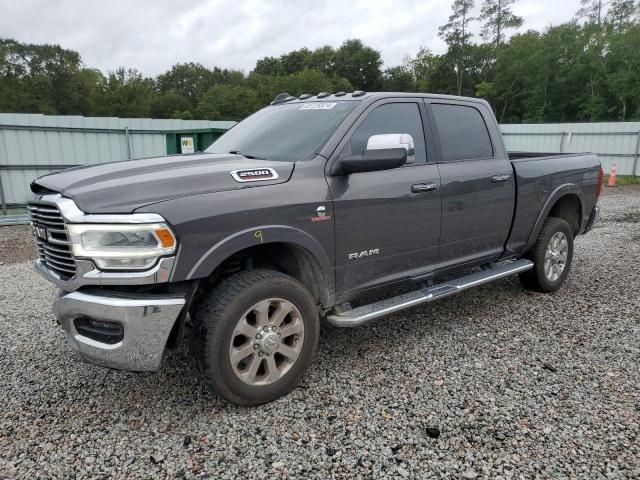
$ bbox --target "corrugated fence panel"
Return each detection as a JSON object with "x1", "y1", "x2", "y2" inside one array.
[
  {"x1": 129, "y1": 133, "x2": 165, "y2": 160},
  {"x1": 3, "y1": 169, "x2": 53, "y2": 208},
  {"x1": 0, "y1": 114, "x2": 235, "y2": 209},
  {"x1": 501, "y1": 122, "x2": 640, "y2": 176}
]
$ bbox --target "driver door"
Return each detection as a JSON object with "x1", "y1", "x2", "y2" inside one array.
[{"x1": 327, "y1": 99, "x2": 442, "y2": 297}]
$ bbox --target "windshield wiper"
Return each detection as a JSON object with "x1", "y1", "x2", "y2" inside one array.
[{"x1": 228, "y1": 150, "x2": 266, "y2": 160}]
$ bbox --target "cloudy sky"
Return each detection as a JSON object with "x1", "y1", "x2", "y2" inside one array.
[{"x1": 1, "y1": 0, "x2": 584, "y2": 75}]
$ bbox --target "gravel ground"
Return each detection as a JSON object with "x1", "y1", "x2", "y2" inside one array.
[
  {"x1": 0, "y1": 225, "x2": 35, "y2": 265},
  {"x1": 1, "y1": 187, "x2": 639, "y2": 479}
]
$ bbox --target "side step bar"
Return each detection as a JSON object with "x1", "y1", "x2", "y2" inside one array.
[{"x1": 326, "y1": 259, "x2": 533, "y2": 327}]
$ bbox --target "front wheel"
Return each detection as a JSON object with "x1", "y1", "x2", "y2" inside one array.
[
  {"x1": 192, "y1": 269, "x2": 319, "y2": 405},
  {"x1": 519, "y1": 217, "x2": 574, "y2": 293}
]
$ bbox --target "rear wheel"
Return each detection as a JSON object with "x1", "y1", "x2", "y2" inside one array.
[
  {"x1": 519, "y1": 217, "x2": 574, "y2": 293},
  {"x1": 192, "y1": 269, "x2": 319, "y2": 405}
]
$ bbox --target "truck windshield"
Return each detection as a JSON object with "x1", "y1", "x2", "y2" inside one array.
[{"x1": 206, "y1": 101, "x2": 358, "y2": 162}]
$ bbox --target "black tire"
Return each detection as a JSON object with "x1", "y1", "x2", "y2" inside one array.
[
  {"x1": 192, "y1": 269, "x2": 319, "y2": 405},
  {"x1": 519, "y1": 217, "x2": 574, "y2": 293}
]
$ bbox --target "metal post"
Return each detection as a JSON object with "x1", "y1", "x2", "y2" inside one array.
[
  {"x1": 633, "y1": 130, "x2": 640, "y2": 178},
  {"x1": 559, "y1": 131, "x2": 566, "y2": 153},
  {"x1": 125, "y1": 127, "x2": 132, "y2": 160},
  {"x1": 0, "y1": 172, "x2": 6, "y2": 216}
]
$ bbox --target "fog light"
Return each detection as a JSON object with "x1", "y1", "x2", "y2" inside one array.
[{"x1": 74, "y1": 317, "x2": 124, "y2": 344}]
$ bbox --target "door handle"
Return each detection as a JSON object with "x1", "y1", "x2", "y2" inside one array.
[
  {"x1": 491, "y1": 174, "x2": 511, "y2": 183},
  {"x1": 411, "y1": 183, "x2": 438, "y2": 193}
]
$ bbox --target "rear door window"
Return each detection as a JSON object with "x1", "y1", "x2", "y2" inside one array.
[{"x1": 431, "y1": 104, "x2": 493, "y2": 162}]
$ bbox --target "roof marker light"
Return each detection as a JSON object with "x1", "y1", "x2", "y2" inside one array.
[{"x1": 271, "y1": 93, "x2": 290, "y2": 105}]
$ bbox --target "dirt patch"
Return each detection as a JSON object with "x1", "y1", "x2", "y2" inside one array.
[{"x1": 0, "y1": 225, "x2": 37, "y2": 264}]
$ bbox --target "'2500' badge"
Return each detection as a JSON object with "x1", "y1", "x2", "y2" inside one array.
[{"x1": 230, "y1": 168, "x2": 279, "y2": 183}]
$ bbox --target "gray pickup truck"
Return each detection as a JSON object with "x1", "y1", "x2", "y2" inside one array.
[{"x1": 29, "y1": 92, "x2": 602, "y2": 405}]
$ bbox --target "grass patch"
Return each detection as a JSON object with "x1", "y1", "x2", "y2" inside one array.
[{"x1": 604, "y1": 175, "x2": 640, "y2": 186}]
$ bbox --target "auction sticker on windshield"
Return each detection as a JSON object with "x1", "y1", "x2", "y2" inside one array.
[{"x1": 300, "y1": 103, "x2": 337, "y2": 110}]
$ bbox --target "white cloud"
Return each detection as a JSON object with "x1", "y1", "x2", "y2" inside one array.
[{"x1": 0, "y1": 0, "x2": 584, "y2": 75}]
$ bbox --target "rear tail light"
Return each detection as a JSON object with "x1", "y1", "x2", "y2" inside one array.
[{"x1": 596, "y1": 166, "x2": 604, "y2": 200}]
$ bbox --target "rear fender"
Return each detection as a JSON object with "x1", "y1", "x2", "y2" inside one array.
[{"x1": 525, "y1": 184, "x2": 584, "y2": 251}]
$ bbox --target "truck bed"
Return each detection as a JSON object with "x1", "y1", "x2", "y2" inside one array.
[
  {"x1": 508, "y1": 151, "x2": 582, "y2": 161},
  {"x1": 505, "y1": 152, "x2": 601, "y2": 256}
]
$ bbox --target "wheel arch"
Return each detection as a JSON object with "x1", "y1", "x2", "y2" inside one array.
[
  {"x1": 186, "y1": 226, "x2": 334, "y2": 308},
  {"x1": 526, "y1": 185, "x2": 583, "y2": 251},
  {"x1": 548, "y1": 194, "x2": 582, "y2": 234}
]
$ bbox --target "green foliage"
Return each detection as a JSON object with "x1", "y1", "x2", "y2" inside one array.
[
  {"x1": 149, "y1": 92, "x2": 192, "y2": 119},
  {"x1": 333, "y1": 39, "x2": 383, "y2": 91},
  {"x1": 576, "y1": 0, "x2": 609, "y2": 26},
  {"x1": 382, "y1": 66, "x2": 416, "y2": 92},
  {"x1": 439, "y1": 0, "x2": 476, "y2": 94},
  {"x1": 280, "y1": 48, "x2": 311, "y2": 75},
  {"x1": 606, "y1": 25, "x2": 640, "y2": 120},
  {"x1": 156, "y1": 63, "x2": 215, "y2": 108},
  {"x1": 408, "y1": 48, "x2": 444, "y2": 92},
  {"x1": 0, "y1": 38, "x2": 85, "y2": 114},
  {"x1": 480, "y1": 0, "x2": 523, "y2": 49},
  {"x1": 1, "y1": 1, "x2": 640, "y2": 123},
  {"x1": 606, "y1": 0, "x2": 640, "y2": 30},
  {"x1": 251, "y1": 41, "x2": 382, "y2": 91},
  {"x1": 305, "y1": 46, "x2": 336, "y2": 75},
  {"x1": 440, "y1": 0, "x2": 476, "y2": 46},
  {"x1": 253, "y1": 56, "x2": 282, "y2": 76},
  {"x1": 246, "y1": 68, "x2": 352, "y2": 106},
  {"x1": 196, "y1": 84, "x2": 259, "y2": 121},
  {"x1": 473, "y1": 21, "x2": 640, "y2": 122},
  {"x1": 93, "y1": 68, "x2": 156, "y2": 118}
]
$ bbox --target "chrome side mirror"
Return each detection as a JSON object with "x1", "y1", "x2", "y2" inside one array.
[{"x1": 366, "y1": 134, "x2": 415, "y2": 164}]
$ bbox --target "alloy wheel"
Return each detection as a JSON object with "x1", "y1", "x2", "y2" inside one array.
[
  {"x1": 544, "y1": 231, "x2": 569, "y2": 282},
  {"x1": 228, "y1": 298, "x2": 305, "y2": 386}
]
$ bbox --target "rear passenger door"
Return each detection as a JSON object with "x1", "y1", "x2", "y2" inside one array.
[{"x1": 427, "y1": 101, "x2": 514, "y2": 266}]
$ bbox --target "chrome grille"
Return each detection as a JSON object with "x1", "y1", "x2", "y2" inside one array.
[{"x1": 28, "y1": 201, "x2": 77, "y2": 280}]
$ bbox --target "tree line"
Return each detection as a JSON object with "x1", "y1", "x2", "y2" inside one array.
[{"x1": 1, "y1": 0, "x2": 639, "y2": 123}]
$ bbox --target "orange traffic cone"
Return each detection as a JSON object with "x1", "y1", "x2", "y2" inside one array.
[{"x1": 607, "y1": 164, "x2": 617, "y2": 187}]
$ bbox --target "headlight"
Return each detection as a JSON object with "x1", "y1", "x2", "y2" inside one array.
[{"x1": 67, "y1": 223, "x2": 177, "y2": 270}]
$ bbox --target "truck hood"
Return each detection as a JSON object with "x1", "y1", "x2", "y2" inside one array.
[{"x1": 31, "y1": 153, "x2": 295, "y2": 214}]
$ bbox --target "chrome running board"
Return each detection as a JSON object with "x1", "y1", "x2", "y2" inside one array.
[{"x1": 326, "y1": 259, "x2": 533, "y2": 327}]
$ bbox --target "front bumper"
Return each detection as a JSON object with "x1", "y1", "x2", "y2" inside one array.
[
  {"x1": 53, "y1": 289, "x2": 185, "y2": 371},
  {"x1": 583, "y1": 205, "x2": 600, "y2": 234}
]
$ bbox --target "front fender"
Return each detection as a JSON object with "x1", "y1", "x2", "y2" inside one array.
[{"x1": 185, "y1": 224, "x2": 333, "y2": 282}]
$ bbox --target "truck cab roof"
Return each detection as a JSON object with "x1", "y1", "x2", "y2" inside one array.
[{"x1": 271, "y1": 91, "x2": 492, "y2": 108}]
